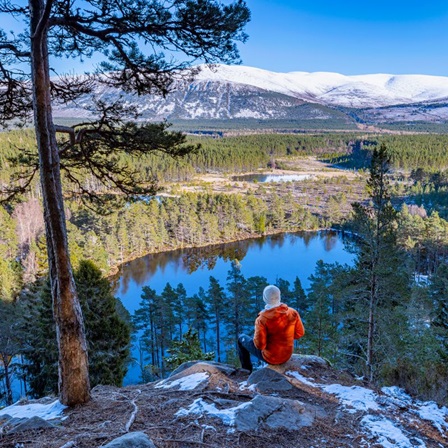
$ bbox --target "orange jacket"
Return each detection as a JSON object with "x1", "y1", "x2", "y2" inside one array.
[{"x1": 253, "y1": 304, "x2": 305, "y2": 365}]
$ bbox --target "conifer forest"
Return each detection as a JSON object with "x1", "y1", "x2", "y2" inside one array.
[{"x1": 1, "y1": 129, "x2": 448, "y2": 408}]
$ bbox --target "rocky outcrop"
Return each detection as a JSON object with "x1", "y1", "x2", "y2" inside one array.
[
  {"x1": 0, "y1": 414, "x2": 57, "y2": 435},
  {"x1": 234, "y1": 395, "x2": 313, "y2": 432},
  {"x1": 247, "y1": 367, "x2": 293, "y2": 392},
  {"x1": 169, "y1": 361, "x2": 237, "y2": 378},
  {"x1": 267, "y1": 354, "x2": 331, "y2": 375},
  {"x1": 7, "y1": 415, "x2": 57, "y2": 434},
  {"x1": 103, "y1": 432, "x2": 156, "y2": 448},
  {"x1": 1, "y1": 355, "x2": 447, "y2": 447}
]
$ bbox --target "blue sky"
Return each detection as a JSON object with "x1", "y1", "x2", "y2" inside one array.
[
  {"x1": 3, "y1": 0, "x2": 448, "y2": 76},
  {"x1": 239, "y1": 0, "x2": 448, "y2": 75}
]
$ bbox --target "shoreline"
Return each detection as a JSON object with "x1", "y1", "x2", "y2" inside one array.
[{"x1": 107, "y1": 225, "x2": 346, "y2": 279}]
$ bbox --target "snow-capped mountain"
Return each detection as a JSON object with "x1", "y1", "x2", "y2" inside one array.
[
  {"x1": 192, "y1": 65, "x2": 448, "y2": 108},
  {"x1": 53, "y1": 65, "x2": 448, "y2": 125}
]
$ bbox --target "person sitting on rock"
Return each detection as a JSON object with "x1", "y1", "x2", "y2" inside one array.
[{"x1": 237, "y1": 284, "x2": 305, "y2": 372}]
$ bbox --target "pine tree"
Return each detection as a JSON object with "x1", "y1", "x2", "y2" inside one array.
[
  {"x1": 0, "y1": 206, "x2": 21, "y2": 302},
  {"x1": 205, "y1": 276, "x2": 226, "y2": 362},
  {"x1": 20, "y1": 281, "x2": 61, "y2": 397},
  {"x1": 0, "y1": 0, "x2": 249, "y2": 405},
  {"x1": 21, "y1": 262, "x2": 131, "y2": 396},
  {"x1": 247, "y1": 275, "x2": 269, "y2": 314},
  {"x1": 348, "y1": 144, "x2": 410, "y2": 382},
  {"x1": 165, "y1": 328, "x2": 214, "y2": 370},
  {"x1": 292, "y1": 276, "x2": 308, "y2": 313},
  {"x1": 174, "y1": 284, "x2": 188, "y2": 341},
  {"x1": 74, "y1": 261, "x2": 131, "y2": 387},
  {"x1": 275, "y1": 278, "x2": 294, "y2": 306},
  {"x1": 185, "y1": 289, "x2": 209, "y2": 352},
  {"x1": 306, "y1": 261, "x2": 338, "y2": 358},
  {"x1": 225, "y1": 260, "x2": 250, "y2": 346},
  {"x1": 133, "y1": 286, "x2": 159, "y2": 378},
  {"x1": 430, "y1": 263, "x2": 448, "y2": 361},
  {"x1": 160, "y1": 283, "x2": 179, "y2": 341},
  {"x1": 0, "y1": 300, "x2": 24, "y2": 405}
]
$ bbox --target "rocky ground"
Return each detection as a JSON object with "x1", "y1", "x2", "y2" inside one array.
[{"x1": 1, "y1": 355, "x2": 447, "y2": 448}]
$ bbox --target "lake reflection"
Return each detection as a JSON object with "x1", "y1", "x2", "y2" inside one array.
[
  {"x1": 115, "y1": 231, "x2": 354, "y2": 384},
  {"x1": 115, "y1": 231, "x2": 354, "y2": 315}
]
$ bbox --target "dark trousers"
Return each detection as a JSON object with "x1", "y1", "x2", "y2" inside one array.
[{"x1": 237, "y1": 334, "x2": 265, "y2": 372}]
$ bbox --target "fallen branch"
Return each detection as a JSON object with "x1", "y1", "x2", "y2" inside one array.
[
  {"x1": 125, "y1": 399, "x2": 138, "y2": 433},
  {"x1": 125, "y1": 389, "x2": 141, "y2": 433},
  {"x1": 59, "y1": 433, "x2": 110, "y2": 448}
]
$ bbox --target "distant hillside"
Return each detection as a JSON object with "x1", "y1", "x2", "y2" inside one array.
[{"x1": 52, "y1": 65, "x2": 448, "y2": 131}]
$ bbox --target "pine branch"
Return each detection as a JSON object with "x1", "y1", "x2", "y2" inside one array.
[{"x1": 0, "y1": 165, "x2": 39, "y2": 203}]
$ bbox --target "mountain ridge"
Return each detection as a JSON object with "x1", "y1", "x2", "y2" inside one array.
[
  {"x1": 191, "y1": 64, "x2": 448, "y2": 108},
  {"x1": 52, "y1": 64, "x2": 448, "y2": 127}
]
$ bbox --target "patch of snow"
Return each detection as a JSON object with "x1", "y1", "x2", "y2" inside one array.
[
  {"x1": 0, "y1": 400, "x2": 67, "y2": 420},
  {"x1": 155, "y1": 372, "x2": 209, "y2": 391},
  {"x1": 175, "y1": 398, "x2": 251, "y2": 426},
  {"x1": 382, "y1": 386, "x2": 413, "y2": 404},
  {"x1": 380, "y1": 386, "x2": 414, "y2": 409},
  {"x1": 361, "y1": 415, "x2": 425, "y2": 448},
  {"x1": 415, "y1": 401, "x2": 448, "y2": 435},
  {"x1": 286, "y1": 371, "x2": 317, "y2": 387},
  {"x1": 322, "y1": 385, "x2": 380, "y2": 414},
  {"x1": 234, "y1": 108, "x2": 266, "y2": 119},
  {"x1": 414, "y1": 274, "x2": 430, "y2": 286},
  {"x1": 238, "y1": 381, "x2": 257, "y2": 392},
  {"x1": 263, "y1": 174, "x2": 314, "y2": 183}
]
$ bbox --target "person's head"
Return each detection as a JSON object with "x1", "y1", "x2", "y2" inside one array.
[{"x1": 263, "y1": 285, "x2": 281, "y2": 309}]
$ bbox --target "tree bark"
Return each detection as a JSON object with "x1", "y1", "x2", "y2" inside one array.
[
  {"x1": 216, "y1": 311, "x2": 221, "y2": 363},
  {"x1": 366, "y1": 280, "x2": 375, "y2": 383},
  {"x1": 29, "y1": 0, "x2": 90, "y2": 406},
  {"x1": 1, "y1": 354, "x2": 13, "y2": 406}
]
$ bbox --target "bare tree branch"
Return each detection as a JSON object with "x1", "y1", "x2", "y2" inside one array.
[{"x1": 0, "y1": 165, "x2": 39, "y2": 203}]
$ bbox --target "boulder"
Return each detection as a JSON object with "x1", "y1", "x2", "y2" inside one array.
[
  {"x1": 268, "y1": 354, "x2": 330, "y2": 375},
  {"x1": 0, "y1": 414, "x2": 12, "y2": 434},
  {"x1": 103, "y1": 432, "x2": 156, "y2": 448},
  {"x1": 160, "y1": 362, "x2": 239, "y2": 391},
  {"x1": 234, "y1": 395, "x2": 314, "y2": 432},
  {"x1": 170, "y1": 361, "x2": 236, "y2": 378},
  {"x1": 0, "y1": 413, "x2": 12, "y2": 425},
  {"x1": 7, "y1": 416, "x2": 56, "y2": 434},
  {"x1": 247, "y1": 368, "x2": 293, "y2": 392}
]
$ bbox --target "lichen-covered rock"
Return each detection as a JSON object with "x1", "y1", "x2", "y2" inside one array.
[
  {"x1": 234, "y1": 395, "x2": 314, "y2": 432},
  {"x1": 247, "y1": 368, "x2": 293, "y2": 392},
  {"x1": 103, "y1": 431, "x2": 156, "y2": 448}
]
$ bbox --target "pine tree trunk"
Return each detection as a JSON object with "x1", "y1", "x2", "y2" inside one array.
[
  {"x1": 366, "y1": 273, "x2": 376, "y2": 383},
  {"x1": 30, "y1": 0, "x2": 90, "y2": 406},
  {"x1": 1, "y1": 354, "x2": 13, "y2": 405},
  {"x1": 216, "y1": 311, "x2": 221, "y2": 362}
]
